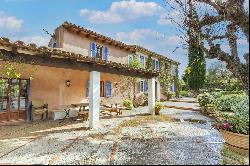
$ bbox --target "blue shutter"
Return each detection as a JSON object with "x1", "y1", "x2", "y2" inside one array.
[
  {"x1": 106, "y1": 81, "x2": 112, "y2": 97},
  {"x1": 90, "y1": 42, "x2": 96, "y2": 57},
  {"x1": 86, "y1": 80, "x2": 90, "y2": 97},
  {"x1": 27, "y1": 79, "x2": 31, "y2": 121},
  {"x1": 104, "y1": 46, "x2": 108, "y2": 61},
  {"x1": 156, "y1": 61, "x2": 159, "y2": 70},
  {"x1": 140, "y1": 56, "x2": 145, "y2": 67},
  {"x1": 144, "y1": 80, "x2": 148, "y2": 92}
]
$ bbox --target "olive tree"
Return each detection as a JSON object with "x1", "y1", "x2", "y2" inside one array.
[{"x1": 164, "y1": 0, "x2": 249, "y2": 94}]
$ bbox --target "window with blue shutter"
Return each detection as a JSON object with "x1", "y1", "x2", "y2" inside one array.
[
  {"x1": 156, "y1": 60, "x2": 159, "y2": 70},
  {"x1": 172, "y1": 83, "x2": 175, "y2": 92},
  {"x1": 103, "y1": 46, "x2": 108, "y2": 61},
  {"x1": 86, "y1": 80, "x2": 90, "y2": 97},
  {"x1": 153, "y1": 59, "x2": 156, "y2": 70},
  {"x1": 106, "y1": 81, "x2": 112, "y2": 97},
  {"x1": 90, "y1": 42, "x2": 96, "y2": 57},
  {"x1": 144, "y1": 80, "x2": 148, "y2": 92},
  {"x1": 140, "y1": 55, "x2": 145, "y2": 68}
]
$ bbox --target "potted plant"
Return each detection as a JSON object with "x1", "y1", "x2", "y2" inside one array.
[
  {"x1": 155, "y1": 102, "x2": 163, "y2": 115},
  {"x1": 123, "y1": 99, "x2": 133, "y2": 110},
  {"x1": 215, "y1": 112, "x2": 249, "y2": 154}
]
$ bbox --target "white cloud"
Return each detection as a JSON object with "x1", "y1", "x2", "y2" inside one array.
[
  {"x1": 79, "y1": 9, "x2": 90, "y2": 16},
  {"x1": 89, "y1": 11, "x2": 124, "y2": 24},
  {"x1": 158, "y1": 10, "x2": 181, "y2": 25},
  {"x1": 110, "y1": 0, "x2": 162, "y2": 17},
  {"x1": 117, "y1": 28, "x2": 181, "y2": 47},
  {"x1": 12, "y1": 35, "x2": 50, "y2": 47},
  {"x1": 79, "y1": 0, "x2": 163, "y2": 24},
  {"x1": 0, "y1": 11, "x2": 23, "y2": 31}
]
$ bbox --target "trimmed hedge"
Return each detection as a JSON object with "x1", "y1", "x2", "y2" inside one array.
[{"x1": 214, "y1": 94, "x2": 248, "y2": 112}]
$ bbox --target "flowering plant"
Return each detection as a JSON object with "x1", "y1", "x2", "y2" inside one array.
[{"x1": 215, "y1": 112, "x2": 249, "y2": 135}]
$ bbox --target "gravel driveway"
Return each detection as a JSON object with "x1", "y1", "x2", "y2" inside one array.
[{"x1": 0, "y1": 98, "x2": 223, "y2": 165}]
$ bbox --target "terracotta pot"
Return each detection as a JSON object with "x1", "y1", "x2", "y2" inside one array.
[
  {"x1": 155, "y1": 108, "x2": 161, "y2": 115},
  {"x1": 220, "y1": 129, "x2": 249, "y2": 154}
]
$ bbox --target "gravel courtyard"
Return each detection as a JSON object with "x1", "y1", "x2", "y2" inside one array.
[{"x1": 0, "y1": 98, "x2": 224, "y2": 165}]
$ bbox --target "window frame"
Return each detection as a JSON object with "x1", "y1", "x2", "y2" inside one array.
[{"x1": 128, "y1": 54, "x2": 133, "y2": 66}]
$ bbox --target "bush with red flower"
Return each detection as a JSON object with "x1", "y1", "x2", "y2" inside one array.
[{"x1": 215, "y1": 111, "x2": 249, "y2": 135}]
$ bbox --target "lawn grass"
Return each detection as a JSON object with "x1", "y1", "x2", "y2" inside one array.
[{"x1": 221, "y1": 145, "x2": 248, "y2": 165}]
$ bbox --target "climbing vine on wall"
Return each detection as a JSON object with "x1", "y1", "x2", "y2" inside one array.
[
  {"x1": 159, "y1": 58, "x2": 173, "y2": 97},
  {"x1": 146, "y1": 55, "x2": 153, "y2": 70}
]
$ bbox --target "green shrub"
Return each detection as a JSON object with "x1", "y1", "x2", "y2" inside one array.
[
  {"x1": 155, "y1": 102, "x2": 163, "y2": 110},
  {"x1": 123, "y1": 99, "x2": 133, "y2": 110},
  {"x1": 231, "y1": 96, "x2": 249, "y2": 114},
  {"x1": 216, "y1": 111, "x2": 249, "y2": 135},
  {"x1": 179, "y1": 90, "x2": 193, "y2": 97},
  {"x1": 197, "y1": 93, "x2": 214, "y2": 107},
  {"x1": 214, "y1": 94, "x2": 248, "y2": 112},
  {"x1": 167, "y1": 91, "x2": 176, "y2": 99},
  {"x1": 210, "y1": 91, "x2": 223, "y2": 99}
]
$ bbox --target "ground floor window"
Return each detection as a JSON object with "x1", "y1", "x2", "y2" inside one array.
[
  {"x1": 100, "y1": 81, "x2": 105, "y2": 97},
  {"x1": 106, "y1": 81, "x2": 112, "y2": 97},
  {"x1": 139, "y1": 80, "x2": 148, "y2": 93},
  {"x1": 86, "y1": 80, "x2": 112, "y2": 98}
]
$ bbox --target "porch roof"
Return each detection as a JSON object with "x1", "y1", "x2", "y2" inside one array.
[{"x1": 0, "y1": 37, "x2": 159, "y2": 79}]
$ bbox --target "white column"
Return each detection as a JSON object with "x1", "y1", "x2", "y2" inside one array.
[
  {"x1": 156, "y1": 80, "x2": 161, "y2": 101},
  {"x1": 89, "y1": 71, "x2": 100, "y2": 129},
  {"x1": 148, "y1": 77, "x2": 156, "y2": 114}
]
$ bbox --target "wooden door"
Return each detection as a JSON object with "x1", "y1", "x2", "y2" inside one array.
[{"x1": 0, "y1": 78, "x2": 28, "y2": 121}]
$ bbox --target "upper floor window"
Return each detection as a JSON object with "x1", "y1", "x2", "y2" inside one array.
[
  {"x1": 140, "y1": 55, "x2": 145, "y2": 68},
  {"x1": 90, "y1": 42, "x2": 108, "y2": 60},
  {"x1": 152, "y1": 59, "x2": 160, "y2": 70},
  {"x1": 171, "y1": 65, "x2": 176, "y2": 76},
  {"x1": 128, "y1": 55, "x2": 133, "y2": 66}
]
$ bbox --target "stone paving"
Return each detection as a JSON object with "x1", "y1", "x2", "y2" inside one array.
[{"x1": 0, "y1": 98, "x2": 224, "y2": 165}]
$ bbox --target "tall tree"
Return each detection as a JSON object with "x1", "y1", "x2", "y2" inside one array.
[
  {"x1": 187, "y1": 10, "x2": 206, "y2": 92},
  {"x1": 187, "y1": 46, "x2": 206, "y2": 91}
]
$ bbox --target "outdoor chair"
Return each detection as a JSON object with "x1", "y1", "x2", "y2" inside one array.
[{"x1": 31, "y1": 100, "x2": 48, "y2": 121}]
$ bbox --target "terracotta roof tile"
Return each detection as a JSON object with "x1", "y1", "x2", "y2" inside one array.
[
  {"x1": 0, "y1": 37, "x2": 159, "y2": 78},
  {"x1": 60, "y1": 21, "x2": 180, "y2": 65}
]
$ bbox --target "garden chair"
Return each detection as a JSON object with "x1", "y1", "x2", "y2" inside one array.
[{"x1": 31, "y1": 100, "x2": 48, "y2": 121}]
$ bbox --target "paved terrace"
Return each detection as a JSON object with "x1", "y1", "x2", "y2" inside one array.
[{"x1": 0, "y1": 99, "x2": 223, "y2": 165}]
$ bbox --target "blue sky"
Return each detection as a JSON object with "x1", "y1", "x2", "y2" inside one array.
[{"x1": 0, "y1": 0, "x2": 249, "y2": 76}]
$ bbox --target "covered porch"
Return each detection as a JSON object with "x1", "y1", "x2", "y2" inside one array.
[{"x1": 0, "y1": 38, "x2": 159, "y2": 128}]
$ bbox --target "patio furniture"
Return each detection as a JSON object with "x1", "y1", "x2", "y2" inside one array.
[
  {"x1": 100, "y1": 104, "x2": 122, "y2": 115},
  {"x1": 59, "y1": 105, "x2": 72, "y2": 123},
  {"x1": 71, "y1": 103, "x2": 89, "y2": 121},
  {"x1": 31, "y1": 100, "x2": 48, "y2": 121},
  {"x1": 51, "y1": 106, "x2": 78, "y2": 121}
]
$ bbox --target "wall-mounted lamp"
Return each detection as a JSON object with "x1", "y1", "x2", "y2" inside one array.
[
  {"x1": 114, "y1": 82, "x2": 119, "y2": 88},
  {"x1": 65, "y1": 80, "x2": 71, "y2": 87}
]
